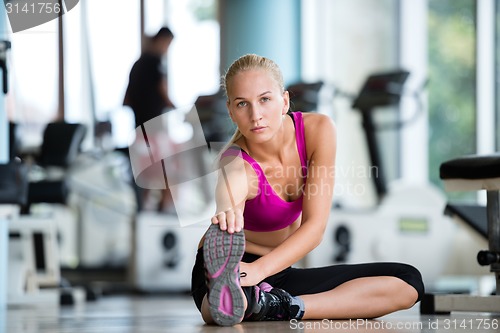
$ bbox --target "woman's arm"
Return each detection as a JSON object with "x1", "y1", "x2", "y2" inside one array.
[
  {"x1": 211, "y1": 153, "x2": 252, "y2": 233},
  {"x1": 241, "y1": 113, "x2": 337, "y2": 286}
]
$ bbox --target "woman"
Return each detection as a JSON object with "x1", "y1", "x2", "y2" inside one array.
[{"x1": 191, "y1": 54, "x2": 424, "y2": 326}]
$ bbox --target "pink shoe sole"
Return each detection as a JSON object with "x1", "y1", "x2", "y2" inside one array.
[{"x1": 203, "y1": 224, "x2": 245, "y2": 326}]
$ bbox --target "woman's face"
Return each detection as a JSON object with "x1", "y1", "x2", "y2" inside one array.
[{"x1": 226, "y1": 69, "x2": 289, "y2": 144}]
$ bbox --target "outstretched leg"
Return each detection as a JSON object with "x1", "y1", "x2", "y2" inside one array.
[
  {"x1": 201, "y1": 275, "x2": 417, "y2": 323},
  {"x1": 300, "y1": 276, "x2": 419, "y2": 319},
  {"x1": 192, "y1": 239, "x2": 424, "y2": 324}
]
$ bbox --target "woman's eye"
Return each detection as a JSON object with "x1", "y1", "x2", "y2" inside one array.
[
  {"x1": 237, "y1": 101, "x2": 247, "y2": 107},
  {"x1": 261, "y1": 97, "x2": 270, "y2": 102}
]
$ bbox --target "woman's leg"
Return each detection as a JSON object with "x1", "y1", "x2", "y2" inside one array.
[
  {"x1": 266, "y1": 262, "x2": 424, "y2": 320},
  {"x1": 300, "y1": 276, "x2": 418, "y2": 319},
  {"x1": 193, "y1": 244, "x2": 424, "y2": 322}
]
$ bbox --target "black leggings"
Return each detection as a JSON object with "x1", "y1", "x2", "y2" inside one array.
[{"x1": 191, "y1": 247, "x2": 425, "y2": 312}]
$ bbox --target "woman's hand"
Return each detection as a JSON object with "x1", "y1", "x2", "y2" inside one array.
[
  {"x1": 239, "y1": 262, "x2": 265, "y2": 287},
  {"x1": 211, "y1": 207, "x2": 244, "y2": 234}
]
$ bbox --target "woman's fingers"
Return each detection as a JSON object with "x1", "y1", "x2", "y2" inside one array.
[
  {"x1": 211, "y1": 208, "x2": 243, "y2": 233},
  {"x1": 234, "y1": 208, "x2": 243, "y2": 232},
  {"x1": 227, "y1": 208, "x2": 244, "y2": 233}
]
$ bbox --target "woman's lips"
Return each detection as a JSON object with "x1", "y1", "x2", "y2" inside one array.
[{"x1": 251, "y1": 126, "x2": 266, "y2": 133}]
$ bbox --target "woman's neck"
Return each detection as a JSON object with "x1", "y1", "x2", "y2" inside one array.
[{"x1": 242, "y1": 115, "x2": 292, "y2": 163}]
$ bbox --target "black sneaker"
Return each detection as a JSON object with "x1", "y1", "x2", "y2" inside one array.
[{"x1": 248, "y1": 286, "x2": 305, "y2": 321}]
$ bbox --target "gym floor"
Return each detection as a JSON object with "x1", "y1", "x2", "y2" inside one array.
[{"x1": 4, "y1": 294, "x2": 500, "y2": 333}]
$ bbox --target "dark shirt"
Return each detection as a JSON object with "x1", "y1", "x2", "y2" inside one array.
[{"x1": 124, "y1": 52, "x2": 169, "y2": 126}]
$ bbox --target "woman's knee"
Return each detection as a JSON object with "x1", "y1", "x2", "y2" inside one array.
[
  {"x1": 398, "y1": 278, "x2": 420, "y2": 309},
  {"x1": 398, "y1": 263, "x2": 425, "y2": 302}
]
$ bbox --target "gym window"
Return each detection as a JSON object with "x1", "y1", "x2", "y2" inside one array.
[{"x1": 427, "y1": 0, "x2": 476, "y2": 202}]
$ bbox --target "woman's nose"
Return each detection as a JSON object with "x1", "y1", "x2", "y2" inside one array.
[{"x1": 250, "y1": 105, "x2": 263, "y2": 121}]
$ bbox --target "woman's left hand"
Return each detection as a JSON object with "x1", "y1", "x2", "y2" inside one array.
[{"x1": 239, "y1": 262, "x2": 265, "y2": 287}]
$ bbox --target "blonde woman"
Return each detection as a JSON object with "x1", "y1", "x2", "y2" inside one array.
[{"x1": 191, "y1": 54, "x2": 424, "y2": 326}]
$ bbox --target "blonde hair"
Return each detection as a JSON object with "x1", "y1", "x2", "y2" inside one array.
[{"x1": 220, "y1": 54, "x2": 285, "y2": 156}]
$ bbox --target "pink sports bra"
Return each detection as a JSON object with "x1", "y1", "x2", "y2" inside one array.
[{"x1": 221, "y1": 112, "x2": 308, "y2": 232}]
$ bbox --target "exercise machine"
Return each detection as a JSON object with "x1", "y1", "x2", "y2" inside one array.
[
  {"x1": 68, "y1": 150, "x2": 136, "y2": 268},
  {"x1": 134, "y1": 212, "x2": 208, "y2": 292},
  {"x1": 8, "y1": 122, "x2": 88, "y2": 306},
  {"x1": 307, "y1": 71, "x2": 457, "y2": 288},
  {"x1": 8, "y1": 217, "x2": 61, "y2": 306},
  {"x1": 421, "y1": 154, "x2": 500, "y2": 313},
  {"x1": 0, "y1": 39, "x2": 13, "y2": 312}
]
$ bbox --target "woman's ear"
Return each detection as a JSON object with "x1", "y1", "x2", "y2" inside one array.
[{"x1": 282, "y1": 91, "x2": 290, "y2": 115}]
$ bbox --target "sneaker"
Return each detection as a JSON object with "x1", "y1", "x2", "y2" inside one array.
[
  {"x1": 248, "y1": 286, "x2": 305, "y2": 321},
  {"x1": 242, "y1": 282, "x2": 272, "y2": 319},
  {"x1": 203, "y1": 224, "x2": 246, "y2": 326},
  {"x1": 258, "y1": 282, "x2": 273, "y2": 292}
]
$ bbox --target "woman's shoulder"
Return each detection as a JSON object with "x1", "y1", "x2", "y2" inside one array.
[
  {"x1": 301, "y1": 112, "x2": 336, "y2": 132},
  {"x1": 219, "y1": 144, "x2": 256, "y2": 172},
  {"x1": 300, "y1": 112, "x2": 337, "y2": 156}
]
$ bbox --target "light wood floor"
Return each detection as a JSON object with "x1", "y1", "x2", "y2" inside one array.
[{"x1": 3, "y1": 294, "x2": 500, "y2": 333}]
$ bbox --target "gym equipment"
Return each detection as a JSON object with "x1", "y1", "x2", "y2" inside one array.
[
  {"x1": 0, "y1": 40, "x2": 11, "y2": 94},
  {"x1": 21, "y1": 122, "x2": 86, "y2": 214},
  {"x1": 421, "y1": 154, "x2": 500, "y2": 314},
  {"x1": 351, "y1": 70, "x2": 410, "y2": 200},
  {"x1": 8, "y1": 217, "x2": 61, "y2": 306},
  {"x1": 8, "y1": 122, "x2": 20, "y2": 160},
  {"x1": 0, "y1": 38, "x2": 13, "y2": 312},
  {"x1": 444, "y1": 204, "x2": 487, "y2": 238},
  {"x1": 0, "y1": 159, "x2": 28, "y2": 309},
  {"x1": 287, "y1": 81, "x2": 324, "y2": 113},
  {"x1": 10, "y1": 122, "x2": 88, "y2": 306},
  {"x1": 308, "y1": 181, "x2": 456, "y2": 287},
  {"x1": 134, "y1": 212, "x2": 208, "y2": 292},
  {"x1": 194, "y1": 91, "x2": 231, "y2": 145},
  {"x1": 307, "y1": 71, "x2": 457, "y2": 287},
  {"x1": 0, "y1": 160, "x2": 27, "y2": 207},
  {"x1": 68, "y1": 150, "x2": 136, "y2": 268},
  {"x1": 0, "y1": 160, "x2": 61, "y2": 306}
]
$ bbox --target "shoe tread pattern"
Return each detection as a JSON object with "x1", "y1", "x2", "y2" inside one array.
[{"x1": 203, "y1": 224, "x2": 245, "y2": 326}]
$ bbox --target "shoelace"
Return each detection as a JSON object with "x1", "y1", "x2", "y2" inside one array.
[{"x1": 266, "y1": 289, "x2": 291, "y2": 319}]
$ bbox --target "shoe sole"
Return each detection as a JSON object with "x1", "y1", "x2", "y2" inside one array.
[{"x1": 203, "y1": 224, "x2": 245, "y2": 326}]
